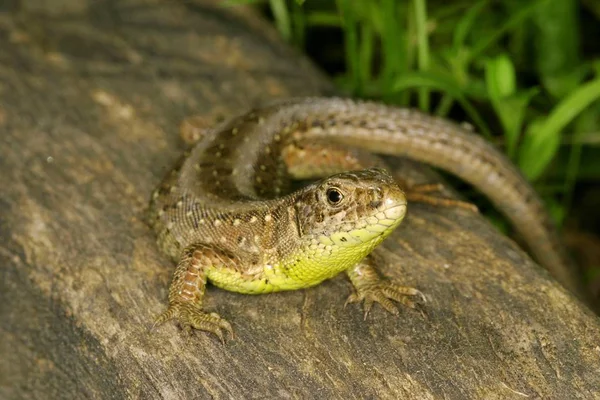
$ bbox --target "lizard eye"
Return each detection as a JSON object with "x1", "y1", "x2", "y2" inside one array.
[{"x1": 326, "y1": 188, "x2": 343, "y2": 205}]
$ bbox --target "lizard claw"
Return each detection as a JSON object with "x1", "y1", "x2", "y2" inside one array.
[
  {"x1": 152, "y1": 303, "x2": 234, "y2": 343},
  {"x1": 346, "y1": 281, "x2": 425, "y2": 319}
]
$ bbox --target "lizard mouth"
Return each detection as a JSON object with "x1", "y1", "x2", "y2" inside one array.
[
  {"x1": 340, "y1": 200, "x2": 407, "y2": 245},
  {"x1": 382, "y1": 202, "x2": 407, "y2": 222},
  {"x1": 364, "y1": 203, "x2": 407, "y2": 235}
]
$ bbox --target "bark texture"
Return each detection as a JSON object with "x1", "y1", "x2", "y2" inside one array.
[{"x1": 1, "y1": 1, "x2": 599, "y2": 399}]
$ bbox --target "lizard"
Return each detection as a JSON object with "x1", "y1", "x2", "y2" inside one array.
[{"x1": 149, "y1": 97, "x2": 579, "y2": 341}]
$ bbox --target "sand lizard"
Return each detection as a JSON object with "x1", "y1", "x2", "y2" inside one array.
[{"x1": 149, "y1": 97, "x2": 577, "y2": 341}]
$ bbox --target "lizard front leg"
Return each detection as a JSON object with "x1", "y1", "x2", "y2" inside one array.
[
  {"x1": 154, "y1": 244, "x2": 233, "y2": 342},
  {"x1": 345, "y1": 257, "x2": 425, "y2": 318}
]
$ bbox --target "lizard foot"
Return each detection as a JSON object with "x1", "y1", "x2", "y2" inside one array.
[
  {"x1": 345, "y1": 280, "x2": 426, "y2": 319},
  {"x1": 405, "y1": 182, "x2": 479, "y2": 212},
  {"x1": 153, "y1": 302, "x2": 234, "y2": 343}
]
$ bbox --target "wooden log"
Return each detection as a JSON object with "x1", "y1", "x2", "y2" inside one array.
[{"x1": 1, "y1": 1, "x2": 599, "y2": 398}]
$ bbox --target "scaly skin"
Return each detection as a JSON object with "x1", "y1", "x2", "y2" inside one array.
[
  {"x1": 150, "y1": 97, "x2": 579, "y2": 340},
  {"x1": 150, "y1": 166, "x2": 419, "y2": 340}
]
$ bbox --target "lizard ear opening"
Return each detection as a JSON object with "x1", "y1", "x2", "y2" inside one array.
[{"x1": 293, "y1": 202, "x2": 309, "y2": 238}]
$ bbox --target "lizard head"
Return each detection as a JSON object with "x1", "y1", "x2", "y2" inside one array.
[{"x1": 293, "y1": 168, "x2": 406, "y2": 276}]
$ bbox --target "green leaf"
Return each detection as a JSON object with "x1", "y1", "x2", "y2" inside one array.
[
  {"x1": 485, "y1": 54, "x2": 516, "y2": 99},
  {"x1": 470, "y1": 0, "x2": 548, "y2": 61},
  {"x1": 519, "y1": 78, "x2": 600, "y2": 179},
  {"x1": 412, "y1": 0, "x2": 431, "y2": 111},
  {"x1": 452, "y1": 0, "x2": 489, "y2": 50},
  {"x1": 499, "y1": 91, "x2": 539, "y2": 159},
  {"x1": 391, "y1": 71, "x2": 491, "y2": 138},
  {"x1": 532, "y1": 0, "x2": 582, "y2": 98},
  {"x1": 336, "y1": 0, "x2": 361, "y2": 94},
  {"x1": 305, "y1": 12, "x2": 342, "y2": 27},
  {"x1": 561, "y1": 105, "x2": 599, "y2": 210},
  {"x1": 269, "y1": 0, "x2": 292, "y2": 41},
  {"x1": 379, "y1": 0, "x2": 407, "y2": 90},
  {"x1": 485, "y1": 55, "x2": 538, "y2": 158},
  {"x1": 358, "y1": 21, "x2": 375, "y2": 87}
]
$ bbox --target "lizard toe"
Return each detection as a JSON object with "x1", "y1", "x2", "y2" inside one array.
[
  {"x1": 151, "y1": 303, "x2": 182, "y2": 331},
  {"x1": 153, "y1": 302, "x2": 234, "y2": 343},
  {"x1": 349, "y1": 281, "x2": 424, "y2": 318}
]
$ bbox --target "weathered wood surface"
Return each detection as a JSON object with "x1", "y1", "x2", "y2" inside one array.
[{"x1": 1, "y1": 1, "x2": 599, "y2": 399}]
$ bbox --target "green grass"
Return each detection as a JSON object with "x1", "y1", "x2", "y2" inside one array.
[{"x1": 226, "y1": 0, "x2": 600, "y2": 277}]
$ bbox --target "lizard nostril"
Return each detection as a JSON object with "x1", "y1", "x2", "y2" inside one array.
[
  {"x1": 369, "y1": 200, "x2": 382, "y2": 209},
  {"x1": 369, "y1": 187, "x2": 384, "y2": 202}
]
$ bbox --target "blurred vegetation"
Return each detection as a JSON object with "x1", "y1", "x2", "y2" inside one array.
[{"x1": 228, "y1": 0, "x2": 600, "y2": 278}]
